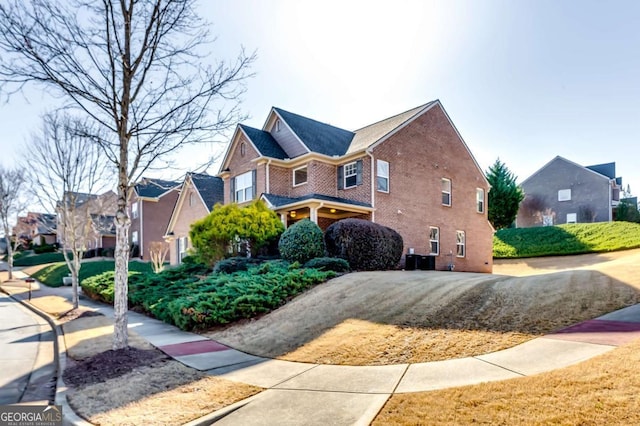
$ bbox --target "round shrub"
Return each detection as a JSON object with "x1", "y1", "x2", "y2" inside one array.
[
  {"x1": 303, "y1": 257, "x2": 350, "y2": 273},
  {"x1": 324, "y1": 218, "x2": 403, "y2": 271},
  {"x1": 213, "y1": 257, "x2": 257, "y2": 274},
  {"x1": 278, "y1": 219, "x2": 325, "y2": 264}
]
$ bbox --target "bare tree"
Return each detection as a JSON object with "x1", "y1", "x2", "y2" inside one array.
[
  {"x1": 149, "y1": 241, "x2": 169, "y2": 273},
  {"x1": 0, "y1": 0, "x2": 254, "y2": 349},
  {"x1": 0, "y1": 167, "x2": 27, "y2": 280},
  {"x1": 25, "y1": 111, "x2": 113, "y2": 308}
]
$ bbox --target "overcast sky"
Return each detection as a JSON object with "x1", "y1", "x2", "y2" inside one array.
[{"x1": 1, "y1": 0, "x2": 639, "y2": 195}]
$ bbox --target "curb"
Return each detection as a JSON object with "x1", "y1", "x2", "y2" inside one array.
[
  {"x1": 0, "y1": 285, "x2": 92, "y2": 426},
  {"x1": 183, "y1": 392, "x2": 264, "y2": 426}
]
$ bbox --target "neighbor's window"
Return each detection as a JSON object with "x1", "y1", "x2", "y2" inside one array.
[
  {"x1": 456, "y1": 230, "x2": 465, "y2": 257},
  {"x1": 442, "y1": 178, "x2": 452, "y2": 206},
  {"x1": 377, "y1": 160, "x2": 389, "y2": 192},
  {"x1": 178, "y1": 236, "x2": 188, "y2": 263},
  {"x1": 275, "y1": 119, "x2": 281, "y2": 132},
  {"x1": 344, "y1": 162, "x2": 358, "y2": 188},
  {"x1": 429, "y1": 227, "x2": 439, "y2": 255},
  {"x1": 132, "y1": 231, "x2": 139, "y2": 244},
  {"x1": 567, "y1": 213, "x2": 577, "y2": 224},
  {"x1": 293, "y1": 165, "x2": 308, "y2": 186},
  {"x1": 131, "y1": 202, "x2": 139, "y2": 219},
  {"x1": 558, "y1": 189, "x2": 571, "y2": 201},
  {"x1": 234, "y1": 171, "x2": 254, "y2": 203},
  {"x1": 189, "y1": 192, "x2": 195, "y2": 207},
  {"x1": 476, "y1": 188, "x2": 485, "y2": 213}
]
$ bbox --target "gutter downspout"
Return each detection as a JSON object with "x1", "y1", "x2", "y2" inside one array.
[
  {"x1": 609, "y1": 180, "x2": 613, "y2": 222},
  {"x1": 366, "y1": 149, "x2": 375, "y2": 222}
]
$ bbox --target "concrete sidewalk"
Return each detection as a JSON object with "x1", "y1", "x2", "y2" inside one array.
[{"x1": 4, "y1": 270, "x2": 640, "y2": 425}]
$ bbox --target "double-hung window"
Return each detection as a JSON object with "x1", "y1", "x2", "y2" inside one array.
[
  {"x1": 344, "y1": 162, "x2": 358, "y2": 188},
  {"x1": 442, "y1": 178, "x2": 452, "y2": 206},
  {"x1": 456, "y1": 230, "x2": 466, "y2": 257},
  {"x1": 131, "y1": 202, "x2": 139, "y2": 219},
  {"x1": 476, "y1": 188, "x2": 485, "y2": 213},
  {"x1": 178, "y1": 236, "x2": 188, "y2": 263},
  {"x1": 429, "y1": 227, "x2": 439, "y2": 255},
  {"x1": 377, "y1": 160, "x2": 389, "y2": 192},
  {"x1": 234, "y1": 171, "x2": 254, "y2": 203}
]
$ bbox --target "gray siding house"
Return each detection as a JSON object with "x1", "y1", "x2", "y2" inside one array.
[{"x1": 516, "y1": 156, "x2": 621, "y2": 227}]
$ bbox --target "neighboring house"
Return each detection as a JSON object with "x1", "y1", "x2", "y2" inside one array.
[
  {"x1": 12, "y1": 212, "x2": 57, "y2": 246},
  {"x1": 57, "y1": 191, "x2": 118, "y2": 251},
  {"x1": 217, "y1": 100, "x2": 494, "y2": 273},
  {"x1": 128, "y1": 177, "x2": 181, "y2": 260},
  {"x1": 516, "y1": 156, "x2": 622, "y2": 227},
  {"x1": 0, "y1": 236, "x2": 6, "y2": 254},
  {"x1": 164, "y1": 172, "x2": 224, "y2": 265}
]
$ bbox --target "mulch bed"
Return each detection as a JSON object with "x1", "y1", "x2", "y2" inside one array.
[{"x1": 63, "y1": 347, "x2": 170, "y2": 387}]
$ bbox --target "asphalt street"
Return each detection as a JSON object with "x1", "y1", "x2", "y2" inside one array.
[{"x1": 0, "y1": 292, "x2": 56, "y2": 404}]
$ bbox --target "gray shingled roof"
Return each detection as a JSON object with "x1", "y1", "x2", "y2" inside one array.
[
  {"x1": 239, "y1": 124, "x2": 288, "y2": 159},
  {"x1": 190, "y1": 172, "x2": 224, "y2": 211},
  {"x1": 348, "y1": 102, "x2": 436, "y2": 154},
  {"x1": 274, "y1": 107, "x2": 355, "y2": 156},
  {"x1": 586, "y1": 162, "x2": 616, "y2": 180},
  {"x1": 135, "y1": 178, "x2": 180, "y2": 199},
  {"x1": 262, "y1": 193, "x2": 372, "y2": 209}
]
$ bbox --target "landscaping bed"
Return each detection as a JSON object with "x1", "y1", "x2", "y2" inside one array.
[{"x1": 27, "y1": 260, "x2": 154, "y2": 287}]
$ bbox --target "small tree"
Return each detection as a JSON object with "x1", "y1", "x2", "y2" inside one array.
[
  {"x1": 0, "y1": 167, "x2": 26, "y2": 280},
  {"x1": 190, "y1": 201, "x2": 284, "y2": 266},
  {"x1": 149, "y1": 241, "x2": 169, "y2": 273},
  {"x1": 486, "y1": 159, "x2": 525, "y2": 229}
]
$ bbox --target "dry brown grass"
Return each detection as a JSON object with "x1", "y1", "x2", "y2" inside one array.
[
  {"x1": 68, "y1": 361, "x2": 260, "y2": 426},
  {"x1": 208, "y1": 251, "x2": 640, "y2": 365},
  {"x1": 374, "y1": 338, "x2": 640, "y2": 425}
]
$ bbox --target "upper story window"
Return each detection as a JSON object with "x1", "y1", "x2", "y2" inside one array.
[
  {"x1": 234, "y1": 171, "x2": 254, "y2": 203},
  {"x1": 377, "y1": 160, "x2": 389, "y2": 192},
  {"x1": 429, "y1": 227, "x2": 439, "y2": 255},
  {"x1": 275, "y1": 119, "x2": 281, "y2": 132},
  {"x1": 293, "y1": 166, "x2": 308, "y2": 186},
  {"x1": 442, "y1": 178, "x2": 452, "y2": 206},
  {"x1": 476, "y1": 188, "x2": 485, "y2": 213},
  {"x1": 189, "y1": 192, "x2": 195, "y2": 207},
  {"x1": 456, "y1": 230, "x2": 466, "y2": 257},
  {"x1": 131, "y1": 202, "x2": 139, "y2": 219},
  {"x1": 240, "y1": 142, "x2": 246, "y2": 157},
  {"x1": 344, "y1": 162, "x2": 358, "y2": 188},
  {"x1": 558, "y1": 189, "x2": 571, "y2": 201}
]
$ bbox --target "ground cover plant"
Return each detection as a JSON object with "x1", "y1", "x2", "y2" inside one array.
[
  {"x1": 493, "y1": 221, "x2": 640, "y2": 258},
  {"x1": 13, "y1": 251, "x2": 66, "y2": 266},
  {"x1": 30, "y1": 260, "x2": 153, "y2": 287},
  {"x1": 81, "y1": 259, "x2": 336, "y2": 331}
]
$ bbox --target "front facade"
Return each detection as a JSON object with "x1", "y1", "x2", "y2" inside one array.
[
  {"x1": 164, "y1": 172, "x2": 224, "y2": 265},
  {"x1": 129, "y1": 178, "x2": 180, "y2": 260},
  {"x1": 218, "y1": 101, "x2": 494, "y2": 273},
  {"x1": 517, "y1": 156, "x2": 621, "y2": 227}
]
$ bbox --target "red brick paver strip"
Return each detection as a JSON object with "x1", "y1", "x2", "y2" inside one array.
[
  {"x1": 546, "y1": 319, "x2": 640, "y2": 346},
  {"x1": 159, "y1": 340, "x2": 231, "y2": 357}
]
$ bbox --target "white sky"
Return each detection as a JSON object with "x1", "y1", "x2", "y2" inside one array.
[{"x1": 1, "y1": 0, "x2": 639, "y2": 196}]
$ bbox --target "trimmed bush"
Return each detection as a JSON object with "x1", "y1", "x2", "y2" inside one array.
[
  {"x1": 33, "y1": 244, "x2": 57, "y2": 254},
  {"x1": 278, "y1": 219, "x2": 325, "y2": 264},
  {"x1": 324, "y1": 218, "x2": 403, "y2": 270},
  {"x1": 303, "y1": 257, "x2": 350, "y2": 273},
  {"x1": 213, "y1": 257, "x2": 259, "y2": 274}
]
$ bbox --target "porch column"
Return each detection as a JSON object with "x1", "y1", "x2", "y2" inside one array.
[
  {"x1": 310, "y1": 206, "x2": 318, "y2": 224},
  {"x1": 280, "y1": 213, "x2": 287, "y2": 228}
]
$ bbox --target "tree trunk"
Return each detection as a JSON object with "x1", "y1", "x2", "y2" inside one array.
[
  {"x1": 6, "y1": 241, "x2": 13, "y2": 280},
  {"x1": 71, "y1": 255, "x2": 80, "y2": 309}
]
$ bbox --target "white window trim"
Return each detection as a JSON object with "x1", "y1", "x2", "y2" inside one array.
[
  {"x1": 476, "y1": 188, "x2": 485, "y2": 213},
  {"x1": 377, "y1": 159, "x2": 389, "y2": 193},
  {"x1": 429, "y1": 226, "x2": 439, "y2": 256},
  {"x1": 131, "y1": 202, "x2": 139, "y2": 219},
  {"x1": 344, "y1": 161, "x2": 358, "y2": 189},
  {"x1": 456, "y1": 230, "x2": 466, "y2": 258},
  {"x1": 442, "y1": 178, "x2": 452, "y2": 206},
  {"x1": 179, "y1": 236, "x2": 188, "y2": 263},
  {"x1": 558, "y1": 189, "x2": 571, "y2": 202},
  {"x1": 234, "y1": 171, "x2": 253, "y2": 203},
  {"x1": 132, "y1": 230, "x2": 139, "y2": 244},
  {"x1": 293, "y1": 165, "x2": 308, "y2": 187}
]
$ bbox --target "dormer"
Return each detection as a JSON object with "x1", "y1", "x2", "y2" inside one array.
[{"x1": 263, "y1": 108, "x2": 308, "y2": 159}]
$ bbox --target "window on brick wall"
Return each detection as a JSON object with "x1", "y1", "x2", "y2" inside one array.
[
  {"x1": 567, "y1": 213, "x2": 577, "y2": 224},
  {"x1": 456, "y1": 230, "x2": 465, "y2": 257},
  {"x1": 476, "y1": 188, "x2": 485, "y2": 213},
  {"x1": 293, "y1": 165, "x2": 308, "y2": 186},
  {"x1": 429, "y1": 227, "x2": 439, "y2": 255},
  {"x1": 442, "y1": 178, "x2": 452, "y2": 206},
  {"x1": 377, "y1": 160, "x2": 389, "y2": 192},
  {"x1": 558, "y1": 189, "x2": 571, "y2": 201},
  {"x1": 131, "y1": 202, "x2": 138, "y2": 219},
  {"x1": 338, "y1": 160, "x2": 363, "y2": 190},
  {"x1": 232, "y1": 170, "x2": 255, "y2": 203},
  {"x1": 178, "y1": 236, "x2": 188, "y2": 263}
]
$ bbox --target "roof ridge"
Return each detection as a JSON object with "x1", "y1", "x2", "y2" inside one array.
[
  {"x1": 273, "y1": 107, "x2": 353, "y2": 134},
  {"x1": 352, "y1": 101, "x2": 435, "y2": 133}
]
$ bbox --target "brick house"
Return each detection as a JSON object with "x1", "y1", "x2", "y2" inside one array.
[
  {"x1": 164, "y1": 172, "x2": 224, "y2": 265},
  {"x1": 218, "y1": 100, "x2": 494, "y2": 272},
  {"x1": 12, "y1": 212, "x2": 57, "y2": 247},
  {"x1": 56, "y1": 191, "x2": 118, "y2": 251},
  {"x1": 516, "y1": 156, "x2": 622, "y2": 227},
  {"x1": 129, "y1": 177, "x2": 180, "y2": 260}
]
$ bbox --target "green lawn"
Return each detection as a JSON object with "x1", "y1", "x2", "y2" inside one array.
[
  {"x1": 13, "y1": 252, "x2": 66, "y2": 266},
  {"x1": 494, "y1": 221, "x2": 640, "y2": 258},
  {"x1": 31, "y1": 260, "x2": 154, "y2": 287}
]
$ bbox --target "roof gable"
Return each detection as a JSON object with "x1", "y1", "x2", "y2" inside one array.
[
  {"x1": 521, "y1": 156, "x2": 612, "y2": 186},
  {"x1": 273, "y1": 107, "x2": 354, "y2": 156},
  {"x1": 134, "y1": 177, "x2": 180, "y2": 199},
  {"x1": 239, "y1": 125, "x2": 287, "y2": 159},
  {"x1": 190, "y1": 172, "x2": 224, "y2": 210}
]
